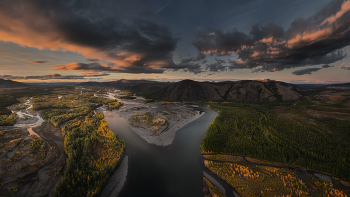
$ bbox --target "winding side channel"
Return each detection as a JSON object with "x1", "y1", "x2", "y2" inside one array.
[{"x1": 103, "y1": 106, "x2": 227, "y2": 196}]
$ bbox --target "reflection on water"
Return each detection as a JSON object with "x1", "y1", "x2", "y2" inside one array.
[{"x1": 103, "y1": 106, "x2": 219, "y2": 196}]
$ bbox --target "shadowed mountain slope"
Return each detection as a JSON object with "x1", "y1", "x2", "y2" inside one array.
[
  {"x1": 149, "y1": 79, "x2": 302, "y2": 102},
  {"x1": 0, "y1": 79, "x2": 28, "y2": 88}
]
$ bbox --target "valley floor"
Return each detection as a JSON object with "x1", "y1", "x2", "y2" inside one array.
[
  {"x1": 95, "y1": 92, "x2": 205, "y2": 146},
  {"x1": 1, "y1": 86, "x2": 350, "y2": 197},
  {"x1": 0, "y1": 87, "x2": 124, "y2": 196}
]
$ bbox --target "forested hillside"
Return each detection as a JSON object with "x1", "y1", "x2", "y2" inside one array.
[
  {"x1": 201, "y1": 92, "x2": 350, "y2": 182},
  {"x1": 149, "y1": 79, "x2": 301, "y2": 102}
]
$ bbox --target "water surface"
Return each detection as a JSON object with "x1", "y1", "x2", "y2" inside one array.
[{"x1": 104, "y1": 106, "x2": 218, "y2": 196}]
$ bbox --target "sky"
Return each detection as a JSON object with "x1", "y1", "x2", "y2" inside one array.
[{"x1": 0, "y1": 0, "x2": 350, "y2": 84}]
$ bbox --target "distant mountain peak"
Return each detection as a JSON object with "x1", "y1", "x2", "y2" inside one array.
[
  {"x1": 149, "y1": 79, "x2": 302, "y2": 102},
  {"x1": 0, "y1": 79, "x2": 28, "y2": 88}
]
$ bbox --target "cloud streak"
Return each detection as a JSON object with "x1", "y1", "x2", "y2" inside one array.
[
  {"x1": 192, "y1": 0, "x2": 350, "y2": 73},
  {"x1": 292, "y1": 68, "x2": 323, "y2": 75},
  {"x1": 206, "y1": 59, "x2": 228, "y2": 72},
  {"x1": 0, "y1": 73, "x2": 109, "y2": 80},
  {"x1": 53, "y1": 62, "x2": 166, "y2": 74},
  {"x1": 322, "y1": 64, "x2": 334, "y2": 68},
  {"x1": 341, "y1": 66, "x2": 350, "y2": 70},
  {"x1": 29, "y1": 61, "x2": 48, "y2": 64},
  {"x1": 292, "y1": 64, "x2": 334, "y2": 75}
]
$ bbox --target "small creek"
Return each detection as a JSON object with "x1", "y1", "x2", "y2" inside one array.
[{"x1": 12, "y1": 99, "x2": 44, "y2": 138}]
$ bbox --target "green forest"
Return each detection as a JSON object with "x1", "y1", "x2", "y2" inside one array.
[
  {"x1": 81, "y1": 94, "x2": 123, "y2": 110},
  {"x1": 201, "y1": 96, "x2": 350, "y2": 182},
  {"x1": 0, "y1": 90, "x2": 53, "y2": 126},
  {"x1": 53, "y1": 113, "x2": 124, "y2": 197},
  {"x1": 29, "y1": 91, "x2": 126, "y2": 196},
  {"x1": 0, "y1": 88, "x2": 125, "y2": 196},
  {"x1": 0, "y1": 113, "x2": 18, "y2": 126}
]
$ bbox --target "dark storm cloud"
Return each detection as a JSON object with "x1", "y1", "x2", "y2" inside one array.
[
  {"x1": 292, "y1": 68, "x2": 322, "y2": 75},
  {"x1": 0, "y1": 0, "x2": 192, "y2": 74},
  {"x1": 206, "y1": 63, "x2": 227, "y2": 72},
  {"x1": 206, "y1": 58, "x2": 227, "y2": 72},
  {"x1": 292, "y1": 63, "x2": 334, "y2": 75},
  {"x1": 322, "y1": 64, "x2": 333, "y2": 68},
  {"x1": 192, "y1": 0, "x2": 350, "y2": 73},
  {"x1": 341, "y1": 66, "x2": 350, "y2": 70},
  {"x1": 29, "y1": 61, "x2": 48, "y2": 64},
  {"x1": 193, "y1": 26, "x2": 254, "y2": 55},
  {"x1": 182, "y1": 64, "x2": 202, "y2": 74},
  {"x1": 250, "y1": 23, "x2": 285, "y2": 41},
  {"x1": 86, "y1": 58, "x2": 99, "y2": 62},
  {"x1": 0, "y1": 73, "x2": 109, "y2": 80},
  {"x1": 179, "y1": 53, "x2": 206, "y2": 64}
]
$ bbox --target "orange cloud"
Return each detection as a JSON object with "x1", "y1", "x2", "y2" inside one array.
[
  {"x1": 203, "y1": 50, "x2": 218, "y2": 55},
  {"x1": 287, "y1": 28, "x2": 332, "y2": 47},
  {"x1": 321, "y1": 0, "x2": 350, "y2": 25},
  {"x1": 124, "y1": 55, "x2": 141, "y2": 62},
  {"x1": 0, "y1": 9, "x2": 109, "y2": 63},
  {"x1": 203, "y1": 49, "x2": 233, "y2": 55},
  {"x1": 0, "y1": 1, "x2": 178, "y2": 73},
  {"x1": 286, "y1": 0, "x2": 350, "y2": 48},
  {"x1": 53, "y1": 62, "x2": 82, "y2": 71}
]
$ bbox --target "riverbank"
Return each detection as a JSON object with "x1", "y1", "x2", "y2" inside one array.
[
  {"x1": 199, "y1": 98, "x2": 350, "y2": 196},
  {"x1": 0, "y1": 97, "x2": 64, "y2": 197},
  {"x1": 95, "y1": 91, "x2": 206, "y2": 146},
  {"x1": 100, "y1": 156, "x2": 128, "y2": 197},
  {"x1": 102, "y1": 104, "x2": 220, "y2": 196},
  {"x1": 203, "y1": 157, "x2": 350, "y2": 197},
  {"x1": 0, "y1": 87, "x2": 126, "y2": 197}
]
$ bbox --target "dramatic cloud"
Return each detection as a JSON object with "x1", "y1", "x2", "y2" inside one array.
[
  {"x1": 162, "y1": 53, "x2": 207, "y2": 74},
  {"x1": 206, "y1": 59, "x2": 228, "y2": 72},
  {"x1": 86, "y1": 58, "x2": 99, "y2": 62},
  {"x1": 292, "y1": 68, "x2": 323, "y2": 75},
  {"x1": 341, "y1": 66, "x2": 350, "y2": 70},
  {"x1": 0, "y1": 0, "x2": 191, "y2": 74},
  {"x1": 53, "y1": 62, "x2": 165, "y2": 74},
  {"x1": 292, "y1": 64, "x2": 334, "y2": 75},
  {"x1": 322, "y1": 64, "x2": 334, "y2": 68},
  {"x1": 0, "y1": 73, "x2": 109, "y2": 80},
  {"x1": 182, "y1": 64, "x2": 202, "y2": 74},
  {"x1": 192, "y1": 0, "x2": 350, "y2": 72},
  {"x1": 29, "y1": 61, "x2": 48, "y2": 64},
  {"x1": 179, "y1": 53, "x2": 206, "y2": 64}
]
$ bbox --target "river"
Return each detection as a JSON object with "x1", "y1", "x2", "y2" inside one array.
[
  {"x1": 13, "y1": 98, "x2": 44, "y2": 138},
  {"x1": 103, "y1": 104, "x2": 238, "y2": 197}
]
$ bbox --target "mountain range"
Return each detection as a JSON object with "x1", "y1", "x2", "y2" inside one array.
[
  {"x1": 148, "y1": 79, "x2": 302, "y2": 102},
  {"x1": 2, "y1": 78, "x2": 350, "y2": 102},
  {"x1": 0, "y1": 79, "x2": 28, "y2": 88},
  {"x1": 78, "y1": 79, "x2": 172, "y2": 93}
]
